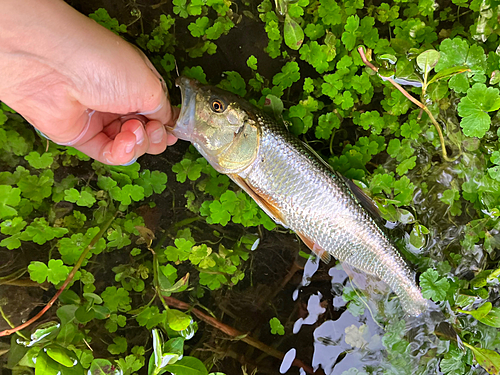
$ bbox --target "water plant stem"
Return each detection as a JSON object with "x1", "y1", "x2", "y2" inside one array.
[
  {"x1": 0, "y1": 212, "x2": 117, "y2": 337},
  {"x1": 357, "y1": 46, "x2": 454, "y2": 162},
  {"x1": 162, "y1": 295, "x2": 315, "y2": 374}
]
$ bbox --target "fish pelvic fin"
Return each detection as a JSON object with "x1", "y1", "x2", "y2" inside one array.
[
  {"x1": 296, "y1": 231, "x2": 332, "y2": 264},
  {"x1": 229, "y1": 174, "x2": 288, "y2": 228}
]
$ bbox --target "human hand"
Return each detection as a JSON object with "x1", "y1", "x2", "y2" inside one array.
[{"x1": 0, "y1": 0, "x2": 178, "y2": 165}]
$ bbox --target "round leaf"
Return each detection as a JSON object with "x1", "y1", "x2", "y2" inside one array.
[
  {"x1": 167, "y1": 310, "x2": 192, "y2": 331},
  {"x1": 416, "y1": 49, "x2": 440, "y2": 74}
]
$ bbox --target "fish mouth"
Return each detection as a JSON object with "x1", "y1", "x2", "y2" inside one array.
[{"x1": 170, "y1": 76, "x2": 198, "y2": 142}]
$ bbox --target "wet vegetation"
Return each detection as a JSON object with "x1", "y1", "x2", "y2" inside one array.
[{"x1": 1, "y1": 0, "x2": 500, "y2": 374}]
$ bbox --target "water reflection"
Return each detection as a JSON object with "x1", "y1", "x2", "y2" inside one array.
[{"x1": 283, "y1": 259, "x2": 447, "y2": 374}]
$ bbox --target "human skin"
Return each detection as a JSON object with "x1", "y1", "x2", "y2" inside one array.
[{"x1": 0, "y1": 0, "x2": 178, "y2": 165}]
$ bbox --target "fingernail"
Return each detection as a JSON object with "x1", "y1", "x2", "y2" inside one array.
[
  {"x1": 133, "y1": 126, "x2": 145, "y2": 145},
  {"x1": 103, "y1": 151, "x2": 114, "y2": 165},
  {"x1": 122, "y1": 157, "x2": 137, "y2": 166},
  {"x1": 150, "y1": 127, "x2": 165, "y2": 144},
  {"x1": 125, "y1": 142, "x2": 135, "y2": 154}
]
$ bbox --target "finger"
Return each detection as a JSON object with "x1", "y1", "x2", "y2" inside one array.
[
  {"x1": 76, "y1": 130, "x2": 137, "y2": 165},
  {"x1": 120, "y1": 119, "x2": 150, "y2": 158},
  {"x1": 134, "y1": 51, "x2": 178, "y2": 128},
  {"x1": 102, "y1": 118, "x2": 122, "y2": 140},
  {"x1": 144, "y1": 120, "x2": 168, "y2": 155}
]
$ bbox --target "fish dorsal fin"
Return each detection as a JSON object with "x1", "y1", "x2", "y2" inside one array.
[
  {"x1": 342, "y1": 178, "x2": 382, "y2": 219},
  {"x1": 300, "y1": 141, "x2": 381, "y2": 220},
  {"x1": 229, "y1": 174, "x2": 289, "y2": 228},
  {"x1": 296, "y1": 231, "x2": 331, "y2": 264}
]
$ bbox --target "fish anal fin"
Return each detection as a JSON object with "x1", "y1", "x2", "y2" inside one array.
[
  {"x1": 296, "y1": 231, "x2": 331, "y2": 264},
  {"x1": 341, "y1": 262, "x2": 390, "y2": 294},
  {"x1": 229, "y1": 174, "x2": 288, "y2": 227}
]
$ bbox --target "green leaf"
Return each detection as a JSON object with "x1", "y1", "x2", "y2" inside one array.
[
  {"x1": 167, "y1": 309, "x2": 192, "y2": 331},
  {"x1": 135, "y1": 170, "x2": 168, "y2": 197},
  {"x1": 409, "y1": 223, "x2": 429, "y2": 249},
  {"x1": 299, "y1": 41, "x2": 330, "y2": 74},
  {"x1": 479, "y1": 307, "x2": 500, "y2": 328},
  {"x1": 0, "y1": 217, "x2": 26, "y2": 235},
  {"x1": 218, "y1": 71, "x2": 246, "y2": 97},
  {"x1": 173, "y1": 0, "x2": 189, "y2": 17},
  {"x1": 272, "y1": 61, "x2": 300, "y2": 89},
  {"x1": 342, "y1": 15, "x2": 359, "y2": 51},
  {"x1": 208, "y1": 200, "x2": 231, "y2": 226},
  {"x1": 315, "y1": 112, "x2": 340, "y2": 140},
  {"x1": 440, "y1": 343, "x2": 466, "y2": 374},
  {"x1": 166, "y1": 238, "x2": 194, "y2": 262},
  {"x1": 457, "y1": 83, "x2": 500, "y2": 138},
  {"x1": 28, "y1": 261, "x2": 49, "y2": 283},
  {"x1": 108, "y1": 336, "x2": 128, "y2": 355},
  {"x1": 342, "y1": 285, "x2": 365, "y2": 317},
  {"x1": 304, "y1": 23, "x2": 325, "y2": 40},
  {"x1": 89, "y1": 8, "x2": 127, "y2": 34},
  {"x1": 188, "y1": 16, "x2": 209, "y2": 37},
  {"x1": 18, "y1": 169, "x2": 54, "y2": 202},
  {"x1": 45, "y1": 345, "x2": 77, "y2": 367},
  {"x1": 165, "y1": 356, "x2": 208, "y2": 375},
  {"x1": 247, "y1": 55, "x2": 257, "y2": 70},
  {"x1": 464, "y1": 342, "x2": 500, "y2": 375},
  {"x1": 396, "y1": 156, "x2": 416, "y2": 175},
  {"x1": 137, "y1": 307, "x2": 166, "y2": 330},
  {"x1": 417, "y1": 50, "x2": 440, "y2": 75},
  {"x1": 182, "y1": 66, "x2": 207, "y2": 84},
  {"x1": 172, "y1": 158, "x2": 203, "y2": 183},
  {"x1": 318, "y1": 0, "x2": 341, "y2": 26},
  {"x1": 458, "y1": 303, "x2": 500, "y2": 327},
  {"x1": 46, "y1": 259, "x2": 70, "y2": 285},
  {"x1": 35, "y1": 351, "x2": 63, "y2": 375},
  {"x1": 89, "y1": 358, "x2": 120, "y2": 375},
  {"x1": 25, "y1": 151, "x2": 54, "y2": 169},
  {"x1": 101, "y1": 286, "x2": 131, "y2": 312},
  {"x1": 427, "y1": 66, "x2": 470, "y2": 86},
  {"x1": 434, "y1": 38, "x2": 487, "y2": 93},
  {"x1": 20, "y1": 218, "x2": 68, "y2": 245},
  {"x1": 283, "y1": 15, "x2": 304, "y2": 50},
  {"x1": 0, "y1": 185, "x2": 21, "y2": 218},
  {"x1": 64, "y1": 188, "x2": 96, "y2": 207},
  {"x1": 269, "y1": 317, "x2": 285, "y2": 335},
  {"x1": 420, "y1": 269, "x2": 450, "y2": 301}
]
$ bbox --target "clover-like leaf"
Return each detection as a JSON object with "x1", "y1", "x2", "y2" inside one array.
[
  {"x1": 0, "y1": 185, "x2": 21, "y2": 219},
  {"x1": 420, "y1": 269, "x2": 450, "y2": 301},
  {"x1": 25, "y1": 151, "x2": 54, "y2": 169},
  {"x1": 457, "y1": 83, "x2": 500, "y2": 138}
]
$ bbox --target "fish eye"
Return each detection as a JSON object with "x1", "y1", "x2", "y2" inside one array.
[{"x1": 211, "y1": 99, "x2": 226, "y2": 113}]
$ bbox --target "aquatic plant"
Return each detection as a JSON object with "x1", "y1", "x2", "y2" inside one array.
[{"x1": 1, "y1": 0, "x2": 500, "y2": 374}]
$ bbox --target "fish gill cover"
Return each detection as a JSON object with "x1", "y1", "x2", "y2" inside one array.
[{"x1": 0, "y1": 0, "x2": 500, "y2": 375}]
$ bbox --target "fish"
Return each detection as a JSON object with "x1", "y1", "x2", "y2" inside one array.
[{"x1": 170, "y1": 76, "x2": 428, "y2": 316}]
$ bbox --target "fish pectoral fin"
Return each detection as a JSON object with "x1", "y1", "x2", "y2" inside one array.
[
  {"x1": 296, "y1": 231, "x2": 331, "y2": 264},
  {"x1": 229, "y1": 174, "x2": 288, "y2": 227}
]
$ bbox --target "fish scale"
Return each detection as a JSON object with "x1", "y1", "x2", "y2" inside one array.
[
  {"x1": 172, "y1": 77, "x2": 429, "y2": 316},
  {"x1": 243, "y1": 119, "x2": 427, "y2": 315}
]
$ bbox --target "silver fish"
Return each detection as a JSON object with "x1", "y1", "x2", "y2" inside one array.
[{"x1": 171, "y1": 76, "x2": 428, "y2": 316}]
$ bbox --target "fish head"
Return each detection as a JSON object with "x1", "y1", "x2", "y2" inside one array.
[{"x1": 172, "y1": 77, "x2": 260, "y2": 174}]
